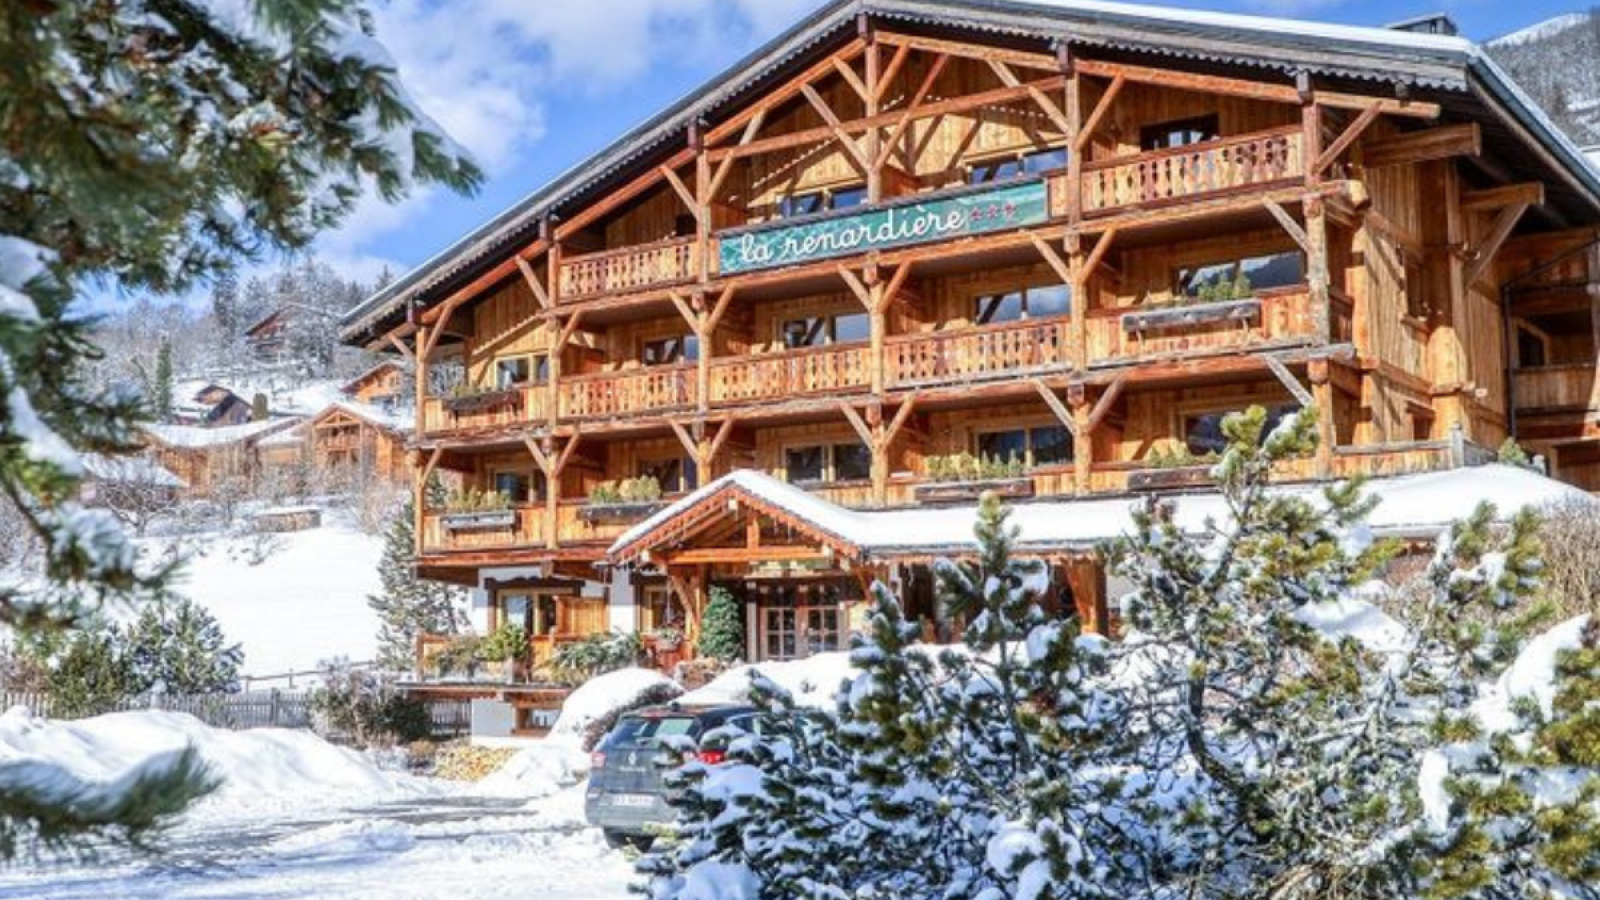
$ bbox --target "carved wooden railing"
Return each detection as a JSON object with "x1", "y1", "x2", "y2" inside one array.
[
  {"x1": 419, "y1": 505, "x2": 545, "y2": 554},
  {"x1": 1087, "y1": 285, "x2": 1315, "y2": 367},
  {"x1": 1514, "y1": 363, "x2": 1600, "y2": 412},
  {"x1": 557, "y1": 364, "x2": 696, "y2": 420},
  {"x1": 709, "y1": 342, "x2": 872, "y2": 407},
  {"x1": 886, "y1": 318, "x2": 1070, "y2": 388},
  {"x1": 558, "y1": 236, "x2": 698, "y2": 300},
  {"x1": 1080, "y1": 126, "x2": 1304, "y2": 215}
]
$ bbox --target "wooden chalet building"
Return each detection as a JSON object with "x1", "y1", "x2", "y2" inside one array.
[{"x1": 341, "y1": 0, "x2": 1600, "y2": 674}]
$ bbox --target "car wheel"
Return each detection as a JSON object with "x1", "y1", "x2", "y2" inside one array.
[{"x1": 603, "y1": 830, "x2": 653, "y2": 851}]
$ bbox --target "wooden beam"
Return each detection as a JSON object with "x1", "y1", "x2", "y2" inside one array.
[
  {"x1": 1029, "y1": 234, "x2": 1074, "y2": 286},
  {"x1": 801, "y1": 83, "x2": 872, "y2": 174},
  {"x1": 702, "y1": 38, "x2": 867, "y2": 146},
  {"x1": 515, "y1": 256, "x2": 551, "y2": 310},
  {"x1": 883, "y1": 394, "x2": 919, "y2": 445},
  {"x1": 1075, "y1": 58, "x2": 1297, "y2": 105},
  {"x1": 1313, "y1": 105, "x2": 1381, "y2": 175},
  {"x1": 1263, "y1": 198, "x2": 1311, "y2": 255},
  {"x1": 877, "y1": 54, "x2": 949, "y2": 168},
  {"x1": 1031, "y1": 378, "x2": 1079, "y2": 437},
  {"x1": 1264, "y1": 355, "x2": 1315, "y2": 407},
  {"x1": 1362, "y1": 123, "x2": 1481, "y2": 169},
  {"x1": 422, "y1": 298, "x2": 463, "y2": 359},
  {"x1": 874, "y1": 30, "x2": 1056, "y2": 73},
  {"x1": 660, "y1": 165, "x2": 700, "y2": 221},
  {"x1": 838, "y1": 266, "x2": 873, "y2": 309},
  {"x1": 1462, "y1": 182, "x2": 1545, "y2": 211},
  {"x1": 987, "y1": 59, "x2": 1070, "y2": 133},
  {"x1": 831, "y1": 57, "x2": 869, "y2": 104},
  {"x1": 1081, "y1": 226, "x2": 1118, "y2": 282},
  {"x1": 419, "y1": 446, "x2": 443, "y2": 486},
  {"x1": 557, "y1": 309, "x2": 586, "y2": 347},
  {"x1": 1364, "y1": 207, "x2": 1425, "y2": 259},
  {"x1": 668, "y1": 290, "x2": 700, "y2": 333},
  {"x1": 553, "y1": 433, "x2": 583, "y2": 475},
  {"x1": 704, "y1": 418, "x2": 735, "y2": 468},
  {"x1": 880, "y1": 264, "x2": 913, "y2": 313},
  {"x1": 386, "y1": 333, "x2": 415, "y2": 360},
  {"x1": 707, "y1": 109, "x2": 764, "y2": 202},
  {"x1": 875, "y1": 43, "x2": 911, "y2": 101},
  {"x1": 838, "y1": 401, "x2": 873, "y2": 446},
  {"x1": 1318, "y1": 91, "x2": 1439, "y2": 119},
  {"x1": 1084, "y1": 377, "x2": 1125, "y2": 432},
  {"x1": 1465, "y1": 203, "x2": 1531, "y2": 286},
  {"x1": 1074, "y1": 75, "x2": 1124, "y2": 152},
  {"x1": 704, "y1": 286, "x2": 739, "y2": 335},
  {"x1": 667, "y1": 420, "x2": 698, "y2": 461}
]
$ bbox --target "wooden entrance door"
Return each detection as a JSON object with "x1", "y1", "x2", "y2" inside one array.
[{"x1": 751, "y1": 579, "x2": 854, "y2": 661}]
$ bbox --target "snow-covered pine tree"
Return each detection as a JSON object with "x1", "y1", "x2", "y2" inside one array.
[
  {"x1": 0, "y1": 0, "x2": 478, "y2": 859},
  {"x1": 125, "y1": 596, "x2": 244, "y2": 696},
  {"x1": 368, "y1": 481, "x2": 467, "y2": 672},
  {"x1": 696, "y1": 586, "x2": 745, "y2": 662}
]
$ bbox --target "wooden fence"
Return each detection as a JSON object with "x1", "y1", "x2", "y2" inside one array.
[{"x1": 0, "y1": 690, "x2": 473, "y2": 738}]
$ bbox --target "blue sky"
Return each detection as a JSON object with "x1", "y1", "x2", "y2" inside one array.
[{"x1": 303, "y1": 0, "x2": 1582, "y2": 292}]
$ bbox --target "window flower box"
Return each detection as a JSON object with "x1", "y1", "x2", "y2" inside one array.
[
  {"x1": 441, "y1": 509, "x2": 516, "y2": 532},
  {"x1": 1120, "y1": 297, "x2": 1261, "y2": 334},
  {"x1": 913, "y1": 476, "x2": 1035, "y2": 504},
  {"x1": 445, "y1": 387, "x2": 522, "y2": 415},
  {"x1": 579, "y1": 501, "x2": 667, "y2": 525},
  {"x1": 1128, "y1": 465, "x2": 1215, "y2": 492}
]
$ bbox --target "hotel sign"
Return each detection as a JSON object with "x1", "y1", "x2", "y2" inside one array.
[{"x1": 718, "y1": 179, "x2": 1049, "y2": 275}]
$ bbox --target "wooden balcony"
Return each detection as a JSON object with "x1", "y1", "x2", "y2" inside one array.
[
  {"x1": 1514, "y1": 364, "x2": 1600, "y2": 413},
  {"x1": 558, "y1": 236, "x2": 698, "y2": 300},
  {"x1": 887, "y1": 317, "x2": 1070, "y2": 388},
  {"x1": 1087, "y1": 285, "x2": 1316, "y2": 368},
  {"x1": 420, "y1": 506, "x2": 545, "y2": 555},
  {"x1": 1078, "y1": 126, "x2": 1304, "y2": 216},
  {"x1": 709, "y1": 342, "x2": 871, "y2": 407},
  {"x1": 558, "y1": 364, "x2": 696, "y2": 421},
  {"x1": 420, "y1": 386, "x2": 545, "y2": 434}
]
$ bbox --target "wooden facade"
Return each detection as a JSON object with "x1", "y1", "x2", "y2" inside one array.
[{"x1": 343, "y1": 5, "x2": 1600, "y2": 663}]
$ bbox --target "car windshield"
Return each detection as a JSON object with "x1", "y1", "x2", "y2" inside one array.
[{"x1": 603, "y1": 715, "x2": 698, "y2": 749}]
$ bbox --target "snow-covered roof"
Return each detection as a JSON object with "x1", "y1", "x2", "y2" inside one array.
[
  {"x1": 610, "y1": 465, "x2": 1592, "y2": 561},
  {"x1": 80, "y1": 453, "x2": 186, "y2": 489},
  {"x1": 315, "y1": 399, "x2": 415, "y2": 432},
  {"x1": 342, "y1": 0, "x2": 1600, "y2": 343},
  {"x1": 142, "y1": 418, "x2": 302, "y2": 450},
  {"x1": 257, "y1": 424, "x2": 308, "y2": 448},
  {"x1": 340, "y1": 360, "x2": 406, "y2": 395}
]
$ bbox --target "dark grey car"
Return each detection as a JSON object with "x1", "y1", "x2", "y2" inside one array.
[{"x1": 584, "y1": 704, "x2": 757, "y2": 849}]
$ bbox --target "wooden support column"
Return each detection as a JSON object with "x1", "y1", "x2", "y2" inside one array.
[
  {"x1": 841, "y1": 260, "x2": 904, "y2": 397},
  {"x1": 526, "y1": 435, "x2": 582, "y2": 551},
  {"x1": 669, "y1": 418, "x2": 735, "y2": 484},
  {"x1": 1308, "y1": 360, "x2": 1336, "y2": 478},
  {"x1": 862, "y1": 17, "x2": 883, "y2": 204},
  {"x1": 412, "y1": 324, "x2": 429, "y2": 440},
  {"x1": 1070, "y1": 386, "x2": 1092, "y2": 495},
  {"x1": 1060, "y1": 42, "x2": 1082, "y2": 226},
  {"x1": 1306, "y1": 195, "x2": 1332, "y2": 344},
  {"x1": 672, "y1": 288, "x2": 737, "y2": 415},
  {"x1": 412, "y1": 447, "x2": 443, "y2": 556},
  {"x1": 840, "y1": 396, "x2": 918, "y2": 506}
]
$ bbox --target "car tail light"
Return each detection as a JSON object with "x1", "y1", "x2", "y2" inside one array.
[
  {"x1": 590, "y1": 751, "x2": 606, "y2": 770},
  {"x1": 696, "y1": 749, "x2": 727, "y2": 766}
]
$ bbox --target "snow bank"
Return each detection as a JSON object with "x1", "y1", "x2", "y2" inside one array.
[
  {"x1": 680, "y1": 651, "x2": 859, "y2": 709},
  {"x1": 0, "y1": 708, "x2": 429, "y2": 820},
  {"x1": 551, "y1": 666, "x2": 682, "y2": 741}
]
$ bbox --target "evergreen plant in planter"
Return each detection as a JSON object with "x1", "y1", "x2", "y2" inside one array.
[
  {"x1": 914, "y1": 452, "x2": 1034, "y2": 503},
  {"x1": 441, "y1": 488, "x2": 516, "y2": 531},
  {"x1": 1121, "y1": 272, "x2": 1261, "y2": 334},
  {"x1": 444, "y1": 382, "x2": 523, "y2": 414},
  {"x1": 581, "y1": 475, "x2": 667, "y2": 523},
  {"x1": 476, "y1": 623, "x2": 528, "y2": 683}
]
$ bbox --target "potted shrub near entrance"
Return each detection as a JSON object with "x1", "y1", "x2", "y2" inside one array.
[{"x1": 477, "y1": 623, "x2": 528, "y2": 683}]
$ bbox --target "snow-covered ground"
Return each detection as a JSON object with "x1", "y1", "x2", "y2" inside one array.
[
  {"x1": 146, "y1": 510, "x2": 386, "y2": 678},
  {"x1": 0, "y1": 708, "x2": 635, "y2": 899}
]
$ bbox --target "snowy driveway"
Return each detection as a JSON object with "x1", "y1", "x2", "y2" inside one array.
[{"x1": 0, "y1": 788, "x2": 637, "y2": 899}]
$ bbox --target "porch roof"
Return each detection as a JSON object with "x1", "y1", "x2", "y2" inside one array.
[{"x1": 607, "y1": 465, "x2": 1590, "y2": 564}]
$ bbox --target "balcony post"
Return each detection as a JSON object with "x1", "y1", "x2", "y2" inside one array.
[
  {"x1": 1059, "y1": 41, "x2": 1082, "y2": 226},
  {"x1": 1306, "y1": 195, "x2": 1331, "y2": 345},
  {"x1": 413, "y1": 324, "x2": 428, "y2": 441},
  {"x1": 1309, "y1": 359, "x2": 1336, "y2": 478},
  {"x1": 863, "y1": 20, "x2": 882, "y2": 204},
  {"x1": 1068, "y1": 385, "x2": 1092, "y2": 495}
]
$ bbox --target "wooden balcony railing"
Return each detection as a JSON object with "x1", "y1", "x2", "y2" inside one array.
[
  {"x1": 709, "y1": 342, "x2": 871, "y2": 407},
  {"x1": 1514, "y1": 363, "x2": 1600, "y2": 412},
  {"x1": 419, "y1": 505, "x2": 545, "y2": 555},
  {"x1": 1087, "y1": 286, "x2": 1315, "y2": 367},
  {"x1": 1079, "y1": 126, "x2": 1304, "y2": 216},
  {"x1": 558, "y1": 236, "x2": 698, "y2": 300},
  {"x1": 557, "y1": 364, "x2": 696, "y2": 420},
  {"x1": 886, "y1": 317, "x2": 1070, "y2": 388},
  {"x1": 420, "y1": 386, "x2": 544, "y2": 434}
]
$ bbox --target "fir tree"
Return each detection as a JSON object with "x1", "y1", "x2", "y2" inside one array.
[
  {"x1": 696, "y1": 586, "x2": 745, "y2": 662},
  {"x1": 125, "y1": 596, "x2": 243, "y2": 696},
  {"x1": 0, "y1": 0, "x2": 478, "y2": 860},
  {"x1": 368, "y1": 482, "x2": 466, "y2": 672},
  {"x1": 150, "y1": 341, "x2": 173, "y2": 421}
]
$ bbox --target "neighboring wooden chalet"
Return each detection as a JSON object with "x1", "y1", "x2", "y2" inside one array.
[
  {"x1": 170, "y1": 381, "x2": 255, "y2": 427},
  {"x1": 339, "y1": 0, "x2": 1600, "y2": 676},
  {"x1": 341, "y1": 361, "x2": 409, "y2": 404},
  {"x1": 141, "y1": 419, "x2": 302, "y2": 498}
]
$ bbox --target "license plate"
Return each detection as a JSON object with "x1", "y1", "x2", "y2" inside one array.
[{"x1": 608, "y1": 793, "x2": 654, "y2": 808}]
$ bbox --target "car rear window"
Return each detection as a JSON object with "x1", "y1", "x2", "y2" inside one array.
[{"x1": 603, "y1": 715, "x2": 698, "y2": 749}]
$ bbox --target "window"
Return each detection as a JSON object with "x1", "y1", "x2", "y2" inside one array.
[
  {"x1": 783, "y1": 444, "x2": 870, "y2": 483},
  {"x1": 495, "y1": 357, "x2": 528, "y2": 389},
  {"x1": 785, "y1": 445, "x2": 827, "y2": 483},
  {"x1": 833, "y1": 443, "x2": 873, "y2": 481},
  {"x1": 1176, "y1": 252, "x2": 1303, "y2": 299},
  {"x1": 639, "y1": 456, "x2": 696, "y2": 493},
  {"x1": 1183, "y1": 404, "x2": 1296, "y2": 457},
  {"x1": 780, "y1": 312, "x2": 870, "y2": 348},
  {"x1": 974, "y1": 283, "x2": 1072, "y2": 324},
  {"x1": 641, "y1": 583, "x2": 684, "y2": 632},
  {"x1": 976, "y1": 426, "x2": 1074, "y2": 467},
  {"x1": 642, "y1": 335, "x2": 698, "y2": 366},
  {"x1": 1517, "y1": 326, "x2": 1548, "y2": 368},
  {"x1": 969, "y1": 148, "x2": 1069, "y2": 184},
  {"x1": 776, "y1": 184, "x2": 867, "y2": 219},
  {"x1": 492, "y1": 469, "x2": 546, "y2": 504},
  {"x1": 1140, "y1": 114, "x2": 1220, "y2": 151}
]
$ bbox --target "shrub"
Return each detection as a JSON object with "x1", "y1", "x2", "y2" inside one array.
[
  {"x1": 310, "y1": 662, "x2": 433, "y2": 747},
  {"x1": 444, "y1": 487, "x2": 511, "y2": 513},
  {"x1": 697, "y1": 586, "x2": 745, "y2": 663},
  {"x1": 477, "y1": 623, "x2": 527, "y2": 664},
  {"x1": 1536, "y1": 496, "x2": 1600, "y2": 620},
  {"x1": 549, "y1": 631, "x2": 643, "y2": 684},
  {"x1": 589, "y1": 475, "x2": 663, "y2": 505},
  {"x1": 924, "y1": 452, "x2": 1025, "y2": 482}
]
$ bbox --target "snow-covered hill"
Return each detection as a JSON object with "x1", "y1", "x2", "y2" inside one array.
[
  {"x1": 147, "y1": 511, "x2": 386, "y2": 679},
  {"x1": 1488, "y1": 11, "x2": 1600, "y2": 145}
]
